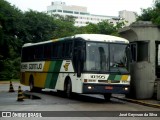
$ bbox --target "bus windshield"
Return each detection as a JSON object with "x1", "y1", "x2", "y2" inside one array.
[{"x1": 84, "y1": 42, "x2": 129, "y2": 73}]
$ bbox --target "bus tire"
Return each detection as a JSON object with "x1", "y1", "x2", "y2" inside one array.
[
  {"x1": 29, "y1": 79, "x2": 35, "y2": 92},
  {"x1": 29, "y1": 76, "x2": 42, "y2": 92},
  {"x1": 65, "y1": 78, "x2": 72, "y2": 98},
  {"x1": 104, "y1": 93, "x2": 111, "y2": 102},
  {"x1": 29, "y1": 80, "x2": 42, "y2": 92}
]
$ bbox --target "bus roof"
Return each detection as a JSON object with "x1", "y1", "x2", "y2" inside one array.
[
  {"x1": 23, "y1": 34, "x2": 129, "y2": 47},
  {"x1": 75, "y1": 34, "x2": 129, "y2": 43}
]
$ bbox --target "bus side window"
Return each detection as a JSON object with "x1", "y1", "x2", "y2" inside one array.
[
  {"x1": 57, "y1": 43, "x2": 63, "y2": 58},
  {"x1": 63, "y1": 41, "x2": 73, "y2": 58},
  {"x1": 52, "y1": 42, "x2": 62, "y2": 59},
  {"x1": 44, "y1": 44, "x2": 51, "y2": 60},
  {"x1": 25, "y1": 47, "x2": 31, "y2": 62},
  {"x1": 52, "y1": 43, "x2": 58, "y2": 58},
  {"x1": 67, "y1": 42, "x2": 73, "y2": 58},
  {"x1": 34, "y1": 45, "x2": 43, "y2": 60},
  {"x1": 28, "y1": 47, "x2": 34, "y2": 61},
  {"x1": 22, "y1": 48, "x2": 27, "y2": 62}
]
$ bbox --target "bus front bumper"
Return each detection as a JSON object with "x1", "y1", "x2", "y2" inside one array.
[{"x1": 82, "y1": 83, "x2": 130, "y2": 94}]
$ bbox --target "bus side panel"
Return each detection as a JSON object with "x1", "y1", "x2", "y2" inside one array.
[
  {"x1": 55, "y1": 73, "x2": 65, "y2": 90},
  {"x1": 54, "y1": 60, "x2": 83, "y2": 93},
  {"x1": 23, "y1": 72, "x2": 31, "y2": 86},
  {"x1": 21, "y1": 60, "x2": 63, "y2": 89},
  {"x1": 55, "y1": 73, "x2": 83, "y2": 93},
  {"x1": 71, "y1": 74, "x2": 83, "y2": 93},
  {"x1": 20, "y1": 72, "x2": 28, "y2": 86},
  {"x1": 55, "y1": 60, "x2": 76, "y2": 91},
  {"x1": 44, "y1": 60, "x2": 63, "y2": 89},
  {"x1": 33, "y1": 72, "x2": 47, "y2": 88}
]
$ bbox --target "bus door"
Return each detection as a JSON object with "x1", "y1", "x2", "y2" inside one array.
[{"x1": 73, "y1": 39, "x2": 85, "y2": 77}]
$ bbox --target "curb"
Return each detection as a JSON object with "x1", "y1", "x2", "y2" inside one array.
[
  {"x1": 112, "y1": 96, "x2": 160, "y2": 109},
  {"x1": 0, "y1": 81, "x2": 19, "y2": 84}
]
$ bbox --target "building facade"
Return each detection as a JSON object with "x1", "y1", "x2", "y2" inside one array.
[
  {"x1": 119, "y1": 10, "x2": 137, "y2": 26},
  {"x1": 47, "y1": 1, "x2": 136, "y2": 26},
  {"x1": 47, "y1": 1, "x2": 120, "y2": 26}
]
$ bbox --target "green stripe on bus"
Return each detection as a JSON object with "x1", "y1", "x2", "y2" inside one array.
[
  {"x1": 45, "y1": 61, "x2": 63, "y2": 89},
  {"x1": 50, "y1": 73, "x2": 59, "y2": 89},
  {"x1": 52, "y1": 61, "x2": 63, "y2": 88},
  {"x1": 107, "y1": 75, "x2": 115, "y2": 80},
  {"x1": 114, "y1": 75, "x2": 121, "y2": 81},
  {"x1": 45, "y1": 73, "x2": 52, "y2": 88}
]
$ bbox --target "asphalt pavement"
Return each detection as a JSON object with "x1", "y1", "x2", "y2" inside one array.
[{"x1": 0, "y1": 81, "x2": 160, "y2": 109}]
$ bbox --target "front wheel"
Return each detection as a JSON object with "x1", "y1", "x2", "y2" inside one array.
[
  {"x1": 104, "y1": 93, "x2": 111, "y2": 101},
  {"x1": 65, "y1": 79, "x2": 72, "y2": 98}
]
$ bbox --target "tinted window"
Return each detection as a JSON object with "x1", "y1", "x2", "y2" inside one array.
[{"x1": 44, "y1": 44, "x2": 51, "y2": 59}]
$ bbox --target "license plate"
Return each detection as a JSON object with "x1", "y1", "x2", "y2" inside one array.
[{"x1": 105, "y1": 86, "x2": 113, "y2": 90}]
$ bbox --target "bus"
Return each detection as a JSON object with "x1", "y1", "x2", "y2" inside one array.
[{"x1": 20, "y1": 34, "x2": 131, "y2": 101}]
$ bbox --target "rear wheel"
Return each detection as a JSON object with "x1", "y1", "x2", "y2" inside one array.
[
  {"x1": 29, "y1": 80, "x2": 42, "y2": 92},
  {"x1": 29, "y1": 80, "x2": 35, "y2": 92},
  {"x1": 104, "y1": 93, "x2": 111, "y2": 101}
]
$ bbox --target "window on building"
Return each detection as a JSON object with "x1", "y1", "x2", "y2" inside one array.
[
  {"x1": 130, "y1": 41, "x2": 149, "y2": 62},
  {"x1": 63, "y1": 10, "x2": 73, "y2": 14},
  {"x1": 74, "y1": 12, "x2": 79, "y2": 14},
  {"x1": 80, "y1": 12, "x2": 88, "y2": 15},
  {"x1": 58, "y1": 10, "x2": 62, "y2": 12},
  {"x1": 130, "y1": 43, "x2": 137, "y2": 62}
]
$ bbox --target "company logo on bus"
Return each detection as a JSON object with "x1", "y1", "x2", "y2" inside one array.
[
  {"x1": 21, "y1": 62, "x2": 44, "y2": 71},
  {"x1": 63, "y1": 63, "x2": 70, "y2": 71},
  {"x1": 21, "y1": 63, "x2": 42, "y2": 70}
]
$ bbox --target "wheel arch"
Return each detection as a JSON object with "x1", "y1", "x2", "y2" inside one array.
[{"x1": 29, "y1": 74, "x2": 34, "y2": 84}]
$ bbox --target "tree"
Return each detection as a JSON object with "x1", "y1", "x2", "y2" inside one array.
[
  {"x1": 0, "y1": 0, "x2": 23, "y2": 59},
  {"x1": 22, "y1": 10, "x2": 57, "y2": 43},
  {"x1": 51, "y1": 15, "x2": 77, "y2": 38},
  {"x1": 137, "y1": 0, "x2": 160, "y2": 26},
  {"x1": 75, "y1": 20, "x2": 124, "y2": 36}
]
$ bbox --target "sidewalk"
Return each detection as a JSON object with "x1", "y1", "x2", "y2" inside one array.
[{"x1": 112, "y1": 94, "x2": 160, "y2": 109}]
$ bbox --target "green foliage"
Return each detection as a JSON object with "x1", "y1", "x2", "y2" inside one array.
[
  {"x1": 137, "y1": 0, "x2": 160, "y2": 26},
  {"x1": 75, "y1": 20, "x2": 124, "y2": 36},
  {"x1": 22, "y1": 10, "x2": 57, "y2": 43},
  {"x1": 52, "y1": 15, "x2": 77, "y2": 38},
  {"x1": 0, "y1": 0, "x2": 23, "y2": 59},
  {"x1": 0, "y1": 0, "x2": 23, "y2": 80}
]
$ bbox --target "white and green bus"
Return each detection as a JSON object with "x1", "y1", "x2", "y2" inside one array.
[{"x1": 20, "y1": 34, "x2": 131, "y2": 101}]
